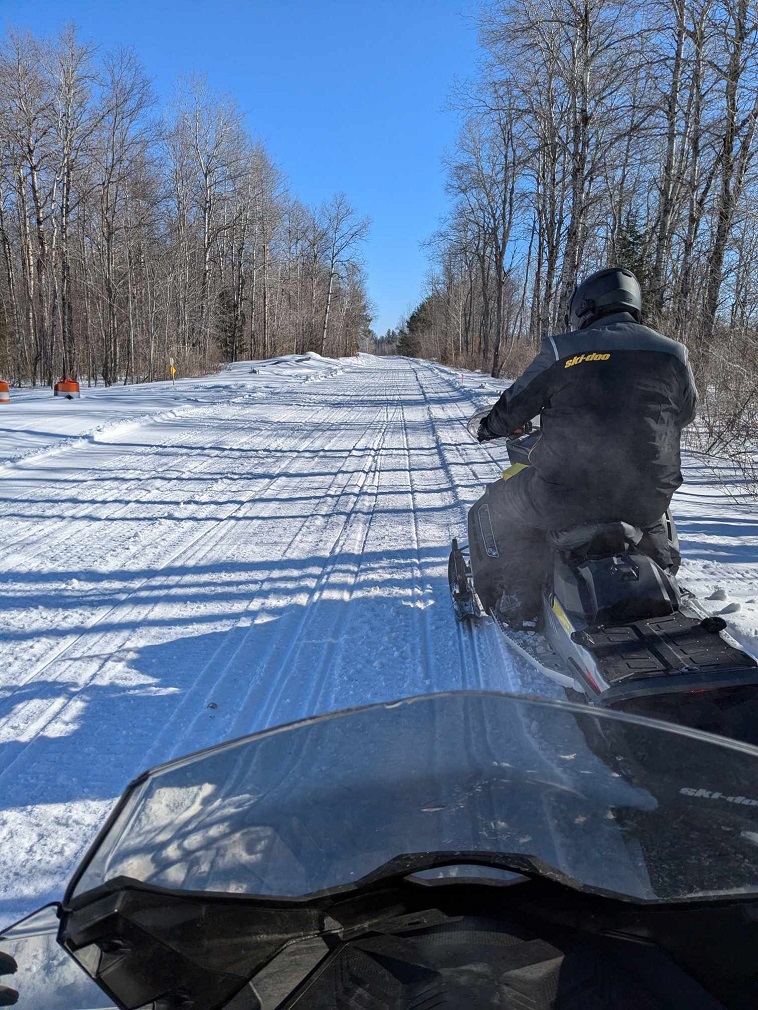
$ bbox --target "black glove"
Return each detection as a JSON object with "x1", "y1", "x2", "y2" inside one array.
[
  {"x1": 477, "y1": 416, "x2": 533, "y2": 442},
  {"x1": 476, "y1": 416, "x2": 498, "y2": 442},
  {"x1": 0, "y1": 951, "x2": 18, "y2": 1007}
]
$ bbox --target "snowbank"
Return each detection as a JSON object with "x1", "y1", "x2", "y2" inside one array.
[{"x1": 0, "y1": 352, "x2": 344, "y2": 470}]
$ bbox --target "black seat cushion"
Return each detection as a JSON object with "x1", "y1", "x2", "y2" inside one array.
[{"x1": 550, "y1": 520, "x2": 643, "y2": 553}]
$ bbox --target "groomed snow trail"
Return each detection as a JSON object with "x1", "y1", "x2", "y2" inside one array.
[{"x1": 0, "y1": 356, "x2": 544, "y2": 926}]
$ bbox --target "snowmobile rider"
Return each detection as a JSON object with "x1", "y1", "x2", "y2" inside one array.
[{"x1": 469, "y1": 266, "x2": 698, "y2": 627}]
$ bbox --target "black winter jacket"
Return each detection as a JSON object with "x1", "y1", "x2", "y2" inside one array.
[{"x1": 485, "y1": 313, "x2": 697, "y2": 523}]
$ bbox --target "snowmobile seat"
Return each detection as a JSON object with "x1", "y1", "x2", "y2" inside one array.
[
  {"x1": 551, "y1": 519, "x2": 680, "y2": 628},
  {"x1": 550, "y1": 521, "x2": 642, "y2": 558}
]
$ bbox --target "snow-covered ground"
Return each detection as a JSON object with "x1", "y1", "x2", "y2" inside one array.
[
  {"x1": 673, "y1": 455, "x2": 758, "y2": 655},
  {"x1": 0, "y1": 353, "x2": 346, "y2": 467},
  {"x1": 0, "y1": 352, "x2": 755, "y2": 928},
  {"x1": 0, "y1": 353, "x2": 540, "y2": 927}
]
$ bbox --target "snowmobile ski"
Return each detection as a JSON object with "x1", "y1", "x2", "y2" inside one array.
[
  {"x1": 448, "y1": 536, "x2": 574, "y2": 686},
  {"x1": 448, "y1": 537, "x2": 483, "y2": 621}
]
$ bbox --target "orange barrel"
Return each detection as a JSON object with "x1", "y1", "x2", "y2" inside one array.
[
  {"x1": 54, "y1": 376, "x2": 81, "y2": 399},
  {"x1": 0, "y1": 380, "x2": 9, "y2": 404}
]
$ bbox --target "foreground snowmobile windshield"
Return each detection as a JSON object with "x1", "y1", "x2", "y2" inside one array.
[{"x1": 70, "y1": 692, "x2": 758, "y2": 904}]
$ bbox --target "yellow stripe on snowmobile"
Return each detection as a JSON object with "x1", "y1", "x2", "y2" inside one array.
[
  {"x1": 552, "y1": 599, "x2": 573, "y2": 634},
  {"x1": 501, "y1": 462, "x2": 529, "y2": 482}
]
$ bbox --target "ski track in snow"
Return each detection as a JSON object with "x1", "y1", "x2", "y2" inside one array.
[
  {"x1": 0, "y1": 356, "x2": 540, "y2": 926},
  {"x1": 1, "y1": 354, "x2": 755, "y2": 928}
]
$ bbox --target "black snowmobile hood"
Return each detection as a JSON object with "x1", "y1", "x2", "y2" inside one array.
[{"x1": 6, "y1": 691, "x2": 758, "y2": 1009}]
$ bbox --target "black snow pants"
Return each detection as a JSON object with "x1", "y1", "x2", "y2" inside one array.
[{"x1": 467, "y1": 467, "x2": 676, "y2": 621}]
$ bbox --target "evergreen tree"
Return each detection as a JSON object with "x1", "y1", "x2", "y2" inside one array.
[
  {"x1": 615, "y1": 212, "x2": 652, "y2": 294},
  {"x1": 398, "y1": 298, "x2": 434, "y2": 357},
  {"x1": 216, "y1": 288, "x2": 245, "y2": 362}
]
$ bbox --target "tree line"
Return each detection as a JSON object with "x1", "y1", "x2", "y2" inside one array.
[
  {"x1": 0, "y1": 26, "x2": 371, "y2": 387},
  {"x1": 387, "y1": 0, "x2": 758, "y2": 459}
]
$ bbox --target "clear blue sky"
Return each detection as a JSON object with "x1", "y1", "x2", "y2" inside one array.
[{"x1": 3, "y1": 0, "x2": 480, "y2": 335}]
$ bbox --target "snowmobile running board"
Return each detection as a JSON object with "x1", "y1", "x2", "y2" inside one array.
[
  {"x1": 491, "y1": 614, "x2": 576, "y2": 689},
  {"x1": 525, "y1": 600, "x2": 758, "y2": 707},
  {"x1": 597, "y1": 663, "x2": 758, "y2": 706}
]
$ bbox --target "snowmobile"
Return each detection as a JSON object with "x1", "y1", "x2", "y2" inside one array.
[
  {"x1": 449, "y1": 410, "x2": 758, "y2": 743},
  {"x1": 4, "y1": 690, "x2": 758, "y2": 1009}
]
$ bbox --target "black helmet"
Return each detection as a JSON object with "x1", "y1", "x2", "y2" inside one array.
[{"x1": 566, "y1": 267, "x2": 642, "y2": 331}]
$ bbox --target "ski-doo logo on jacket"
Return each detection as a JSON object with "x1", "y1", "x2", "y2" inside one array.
[{"x1": 564, "y1": 352, "x2": 611, "y2": 368}]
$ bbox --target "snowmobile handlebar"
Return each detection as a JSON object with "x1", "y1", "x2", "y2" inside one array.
[
  {"x1": 468, "y1": 408, "x2": 541, "y2": 444},
  {"x1": 505, "y1": 422, "x2": 540, "y2": 442},
  {"x1": 466, "y1": 410, "x2": 540, "y2": 460}
]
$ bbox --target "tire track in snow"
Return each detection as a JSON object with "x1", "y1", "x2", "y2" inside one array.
[
  {"x1": 401, "y1": 367, "x2": 447, "y2": 692},
  {"x1": 239, "y1": 402, "x2": 394, "y2": 735},
  {"x1": 0, "y1": 403, "x2": 358, "y2": 751},
  {"x1": 408, "y1": 360, "x2": 548, "y2": 695},
  {"x1": 162, "y1": 393, "x2": 399, "y2": 753},
  {"x1": 0, "y1": 380, "x2": 354, "y2": 569},
  {"x1": 415, "y1": 363, "x2": 502, "y2": 693},
  {"x1": 432, "y1": 400, "x2": 548, "y2": 693},
  {"x1": 0, "y1": 396, "x2": 350, "y2": 679},
  {"x1": 0, "y1": 399, "x2": 306, "y2": 571},
  {"x1": 140, "y1": 398, "x2": 394, "y2": 757}
]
